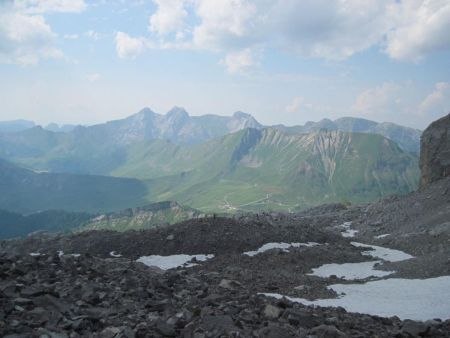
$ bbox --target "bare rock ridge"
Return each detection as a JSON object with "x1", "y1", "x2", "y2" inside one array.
[{"x1": 420, "y1": 113, "x2": 450, "y2": 187}]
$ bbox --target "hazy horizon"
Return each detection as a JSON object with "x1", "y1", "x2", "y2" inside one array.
[{"x1": 0, "y1": 105, "x2": 432, "y2": 131}]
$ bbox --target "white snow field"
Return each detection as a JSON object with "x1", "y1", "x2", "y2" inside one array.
[
  {"x1": 243, "y1": 242, "x2": 319, "y2": 256},
  {"x1": 262, "y1": 233, "x2": 450, "y2": 321},
  {"x1": 263, "y1": 276, "x2": 450, "y2": 321},
  {"x1": 309, "y1": 261, "x2": 394, "y2": 280},
  {"x1": 136, "y1": 254, "x2": 214, "y2": 270},
  {"x1": 351, "y1": 242, "x2": 414, "y2": 262}
]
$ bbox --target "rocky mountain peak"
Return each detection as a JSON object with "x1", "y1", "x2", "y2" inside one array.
[
  {"x1": 419, "y1": 113, "x2": 450, "y2": 188},
  {"x1": 166, "y1": 106, "x2": 189, "y2": 119},
  {"x1": 233, "y1": 111, "x2": 251, "y2": 119},
  {"x1": 229, "y1": 111, "x2": 262, "y2": 132},
  {"x1": 165, "y1": 107, "x2": 190, "y2": 125},
  {"x1": 133, "y1": 107, "x2": 156, "y2": 120}
]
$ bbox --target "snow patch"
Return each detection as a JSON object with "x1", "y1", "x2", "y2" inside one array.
[
  {"x1": 243, "y1": 242, "x2": 319, "y2": 257},
  {"x1": 351, "y1": 242, "x2": 414, "y2": 262},
  {"x1": 137, "y1": 254, "x2": 214, "y2": 270},
  {"x1": 110, "y1": 251, "x2": 122, "y2": 258},
  {"x1": 342, "y1": 229, "x2": 359, "y2": 238},
  {"x1": 56, "y1": 251, "x2": 80, "y2": 258},
  {"x1": 336, "y1": 221, "x2": 358, "y2": 238},
  {"x1": 374, "y1": 234, "x2": 390, "y2": 239},
  {"x1": 29, "y1": 253, "x2": 41, "y2": 257},
  {"x1": 309, "y1": 261, "x2": 393, "y2": 280},
  {"x1": 262, "y1": 276, "x2": 450, "y2": 321}
]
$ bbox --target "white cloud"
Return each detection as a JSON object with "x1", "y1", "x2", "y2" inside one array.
[
  {"x1": 15, "y1": 0, "x2": 87, "y2": 14},
  {"x1": 87, "y1": 73, "x2": 101, "y2": 82},
  {"x1": 0, "y1": 0, "x2": 87, "y2": 66},
  {"x1": 385, "y1": 0, "x2": 450, "y2": 61},
  {"x1": 149, "y1": 0, "x2": 187, "y2": 37},
  {"x1": 351, "y1": 82, "x2": 406, "y2": 120},
  {"x1": 419, "y1": 82, "x2": 450, "y2": 117},
  {"x1": 145, "y1": 0, "x2": 394, "y2": 60},
  {"x1": 285, "y1": 96, "x2": 315, "y2": 113},
  {"x1": 115, "y1": 32, "x2": 145, "y2": 59},
  {"x1": 0, "y1": 6, "x2": 63, "y2": 65},
  {"x1": 64, "y1": 33, "x2": 79, "y2": 40},
  {"x1": 85, "y1": 30, "x2": 101, "y2": 40},
  {"x1": 220, "y1": 48, "x2": 257, "y2": 74},
  {"x1": 268, "y1": 0, "x2": 392, "y2": 60},
  {"x1": 350, "y1": 82, "x2": 450, "y2": 127},
  {"x1": 192, "y1": 0, "x2": 259, "y2": 50},
  {"x1": 138, "y1": 0, "x2": 450, "y2": 65}
]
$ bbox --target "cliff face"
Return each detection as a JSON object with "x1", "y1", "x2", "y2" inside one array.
[{"x1": 420, "y1": 113, "x2": 450, "y2": 188}]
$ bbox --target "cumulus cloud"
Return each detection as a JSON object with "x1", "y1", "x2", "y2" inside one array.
[
  {"x1": 192, "y1": 0, "x2": 259, "y2": 50},
  {"x1": 149, "y1": 0, "x2": 187, "y2": 37},
  {"x1": 0, "y1": 6, "x2": 63, "y2": 65},
  {"x1": 0, "y1": 0, "x2": 87, "y2": 65},
  {"x1": 115, "y1": 32, "x2": 145, "y2": 59},
  {"x1": 146, "y1": 0, "x2": 394, "y2": 59},
  {"x1": 385, "y1": 0, "x2": 450, "y2": 61},
  {"x1": 267, "y1": 0, "x2": 393, "y2": 60},
  {"x1": 220, "y1": 48, "x2": 257, "y2": 74},
  {"x1": 419, "y1": 82, "x2": 450, "y2": 117},
  {"x1": 139, "y1": 0, "x2": 450, "y2": 65}
]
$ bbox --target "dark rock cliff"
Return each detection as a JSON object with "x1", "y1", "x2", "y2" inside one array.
[{"x1": 420, "y1": 113, "x2": 450, "y2": 188}]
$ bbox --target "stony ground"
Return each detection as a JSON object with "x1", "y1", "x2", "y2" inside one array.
[
  {"x1": 1, "y1": 251, "x2": 449, "y2": 338},
  {"x1": 1, "y1": 178, "x2": 449, "y2": 337}
]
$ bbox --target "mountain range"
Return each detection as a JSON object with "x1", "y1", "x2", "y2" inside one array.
[
  {"x1": 273, "y1": 117, "x2": 421, "y2": 154},
  {"x1": 0, "y1": 107, "x2": 422, "y2": 220},
  {"x1": 127, "y1": 128, "x2": 418, "y2": 212},
  {"x1": 0, "y1": 107, "x2": 420, "y2": 152},
  {"x1": 0, "y1": 120, "x2": 78, "y2": 134},
  {"x1": 0, "y1": 126, "x2": 419, "y2": 214}
]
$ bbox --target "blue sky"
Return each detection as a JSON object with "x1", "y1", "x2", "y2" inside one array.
[{"x1": 0, "y1": 0, "x2": 449, "y2": 129}]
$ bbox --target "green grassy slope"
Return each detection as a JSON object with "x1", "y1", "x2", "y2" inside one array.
[
  {"x1": 0, "y1": 127, "x2": 419, "y2": 214},
  {"x1": 116, "y1": 128, "x2": 418, "y2": 212},
  {"x1": 78, "y1": 201, "x2": 208, "y2": 232}
]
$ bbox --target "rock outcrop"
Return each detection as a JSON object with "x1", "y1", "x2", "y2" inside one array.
[{"x1": 420, "y1": 113, "x2": 450, "y2": 188}]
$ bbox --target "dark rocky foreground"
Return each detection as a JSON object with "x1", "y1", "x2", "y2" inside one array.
[
  {"x1": 1, "y1": 249, "x2": 449, "y2": 338},
  {"x1": 1, "y1": 171, "x2": 449, "y2": 338},
  {"x1": 1, "y1": 188, "x2": 449, "y2": 338}
]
